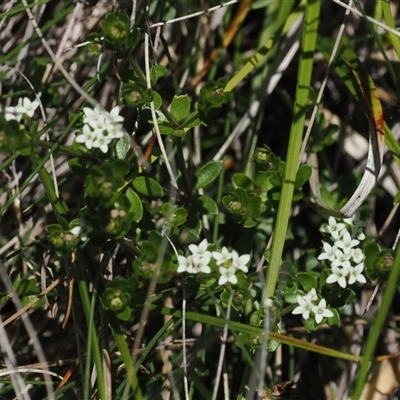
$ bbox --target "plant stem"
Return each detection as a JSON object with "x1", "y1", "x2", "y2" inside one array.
[{"x1": 264, "y1": 0, "x2": 321, "y2": 300}]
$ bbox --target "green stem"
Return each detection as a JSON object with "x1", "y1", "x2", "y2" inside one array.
[
  {"x1": 128, "y1": 57, "x2": 147, "y2": 82},
  {"x1": 179, "y1": 111, "x2": 201, "y2": 129},
  {"x1": 36, "y1": 140, "x2": 84, "y2": 157},
  {"x1": 265, "y1": 0, "x2": 321, "y2": 300},
  {"x1": 30, "y1": 153, "x2": 70, "y2": 221}
]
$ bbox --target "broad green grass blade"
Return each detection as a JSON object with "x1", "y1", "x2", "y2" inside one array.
[
  {"x1": 265, "y1": 0, "x2": 322, "y2": 299},
  {"x1": 154, "y1": 305, "x2": 361, "y2": 362}
]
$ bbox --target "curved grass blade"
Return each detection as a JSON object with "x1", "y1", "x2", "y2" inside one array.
[
  {"x1": 312, "y1": 41, "x2": 385, "y2": 218},
  {"x1": 153, "y1": 305, "x2": 361, "y2": 362}
]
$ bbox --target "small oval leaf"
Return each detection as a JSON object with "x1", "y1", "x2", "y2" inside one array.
[
  {"x1": 126, "y1": 188, "x2": 143, "y2": 222},
  {"x1": 170, "y1": 94, "x2": 190, "y2": 122},
  {"x1": 197, "y1": 195, "x2": 219, "y2": 215},
  {"x1": 232, "y1": 173, "x2": 254, "y2": 191},
  {"x1": 115, "y1": 134, "x2": 130, "y2": 160},
  {"x1": 132, "y1": 176, "x2": 163, "y2": 197},
  {"x1": 194, "y1": 160, "x2": 223, "y2": 190}
]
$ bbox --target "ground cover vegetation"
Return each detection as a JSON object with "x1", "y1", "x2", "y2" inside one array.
[{"x1": 1, "y1": 0, "x2": 400, "y2": 399}]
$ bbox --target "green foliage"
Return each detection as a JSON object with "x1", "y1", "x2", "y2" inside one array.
[
  {"x1": 222, "y1": 187, "x2": 262, "y2": 227},
  {"x1": 161, "y1": 202, "x2": 188, "y2": 228},
  {"x1": 194, "y1": 160, "x2": 223, "y2": 189},
  {"x1": 132, "y1": 176, "x2": 163, "y2": 197},
  {"x1": 1, "y1": 1, "x2": 398, "y2": 399},
  {"x1": 0, "y1": 116, "x2": 29, "y2": 152},
  {"x1": 121, "y1": 80, "x2": 154, "y2": 107},
  {"x1": 100, "y1": 12, "x2": 141, "y2": 56},
  {"x1": 101, "y1": 278, "x2": 134, "y2": 321}
]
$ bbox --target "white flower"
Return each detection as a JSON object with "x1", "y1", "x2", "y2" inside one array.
[
  {"x1": 107, "y1": 124, "x2": 124, "y2": 139},
  {"x1": 83, "y1": 105, "x2": 102, "y2": 125},
  {"x1": 318, "y1": 242, "x2": 338, "y2": 262},
  {"x1": 189, "y1": 239, "x2": 211, "y2": 259},
  {"x1": 15, "y1": 97, "x2": 39, "y2": 118},
  {"x1": 292, "y1": 289, "x2": 318, "y2": 320},
  {"x1": 75, "y1": 124, "x2": 99, "y2": 150},
  {"x1": 212, "y1": 247, "x2": 233, "y2": 266},
  {"x1": 78, "y1": 104, "x2": 125, "y2": 151},
  {"x1": 192, "y1": 255, "x2": 211, "y2": 274},
  {"x1": 335, "y1": 231, "x2": 360, "y2": 254},
  {"x1": 4, "y1": 97, "x2": 39, "y2": 121},
  {"x1": 350, "y1": 248, "x2": 364, "y2": 264},
  {"x1": 347, "y1": 263, "x2": 367, "y2": 285},
  {"x1": 87, "y1": 115, "x2": 109, "y2": 133},
  {"x1": 326, "y1": 264, "x2": 349, "y2": 288},
  {"x1": 321, "y1": 216, "x2": 346, "y2": 240},
  {"x1": 106, "y1": 106, "x2": 124, "y2": 125},
  {"x1": 331, "y1": 248, "x2": 351, "y2": 269},
  {"x1": 4, "y1": 105, "x2": 23, "y2": 122},
  {"x1": 218, "y1": 265, "x2": 238, "y2": 285},
  {"x1": 312, "y1": 298, "x2": 334, "y2": 324},
  {"x1": 177, "y1": 255, "x2": 196, "y2": 274},
  {"x1": 177, "y1": 254, "x2": 211, "y2": 274},
  {"x1": 231, "y1": 250, "x2": 250, "y2": 272},
  {"x1": 305, "y1": 288, "x2": 318, "y2": 301},
  {"x1": 92, "y1": 132, "x2": 112, "y2": 153}
]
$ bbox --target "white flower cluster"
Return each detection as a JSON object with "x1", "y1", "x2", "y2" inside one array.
[
  {"x1": 292, "y1": 288, "x2": 334, "y2": 324},
  {"x1": 318, "y1": 213, "x2": 367, "y2": 289},
  {"x1": 75, "y1": 105, "x2": 125, "y2": 153},
  {"x1": 4, "y1": 97, "x2": 39, "y2": 122},
  {"x1": 177, "y1": 239, "x2": 250, "y2": 286}
]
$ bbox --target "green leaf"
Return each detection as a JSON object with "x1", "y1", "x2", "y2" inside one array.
[
  {"x1": 171, "y1": 129, "x2": 186, "y2": 137},
  {"x1": 194, "y1": 160, "x2": 223, "y2": 189},
  {"x1": 128, "y1": 28, "x2": 141, "y2": 52},
  {"x1": 295, "y1": 164, "x2": 312, "y2": 189},
  {"x1": 111, "y1": 159, "x2": 129, "y2": 177},
  {"x1": 150, "y1": 65, "x2": 167, "y2": 86},
  {"x1": 68, "y1": 157, "x2": 86, "y2": 176},
  {"x1": 115, "y1": 134, "x2": 130, "y2": 159},
  {"x1": 126, "y1": 188, "x2": 143, "y2": 222},
  {"x1": 161, "y1": 202, "x2": 188, "y2": 227},
  {"x1": 116, "y1": 306, "x2": 132, "y2": 321},
  {"x1": 170, "y1": 94, "x2": 190, "y2": 122},
  {"x1": 246, "y1": 195, "x2": 262, "y2": 218},
  {"x1": 18, "y1": 279, "x2": 45, "y2": 309},
  {"x1": 132, "y1": 176, "x2": 163, "y2": 197},
  {"x1": 158, "y1": 123, "x2": 174, "y2": 134},
  {"x1": 194, "y1": 195, "x2": 219, "y2": 215},
  {"x1": 152, "y1": 90, "x2": 162, "y2": 109},
  {"x1": 232, "y1": 173, "x2": 254, "y2": 191},
  {"x1": 304, "y1": 317, "x2": 318, "y2": 332},
  {"x1": 267, "y1": 338, "x2": 281, "y2": 352},
  {"x1": 243, "y1": 218, "x2": 258, "y2": 228},
  {"x1": 297, "y1": 272, "x2": 318, "y2": 292},
  {"x1": 326, "y1": 308, "x2": 340, "y2": 328}
]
